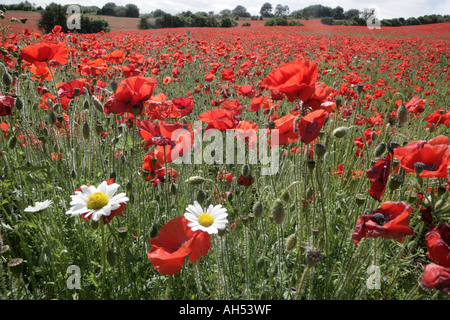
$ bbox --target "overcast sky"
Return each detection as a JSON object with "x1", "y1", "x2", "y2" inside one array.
[{"x1": 3, "y1": 0, "x2": 450, "y2": 19}]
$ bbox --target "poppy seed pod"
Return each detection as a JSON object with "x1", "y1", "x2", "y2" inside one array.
[
  {"x1": 117, "y1": 227, "x2": 128, "y2": 240},
  {"x1": 355, "y1": 193, "x2": 366, "y2": 206},
  {"x1": 305, "y1": 247, "x2": 323, "y2": 268},
  {"x1": 271, "y1": 199, "x2": 285, "y2": 224},
  {"x1": 170, "y1": 183, "x2": 177, "y2": 195},
  {"x1": 315, "y1": 143, "x2": 327, "y2": 158},
  {"x1": 286, "y1": 234, "x2": 297, "y2": 251},
  {"x1": 374, "y1": 143, "x2": 386, "y2": 157},
  {"x1": 111, "y1": 80, "x2": 118, "y2": 92},
  {"x1": 252, "y1": 201, "x2": 263, "y2": 218},
  {"x1": 186, "y1": 176, "x2": 205, "y2": 185},
  {"x1": 282, "y1": 191, "x2": 291, "y2": 203},
  {"x1": 83, "y1": 99, "x2": 90, "y2": 110},
  {"x1": 242, "y1": 164, "x2": 250, "y2": 178},
  {"x1": 414, "y1": 162, "x2": 426, "y2": 175},
  {"x1": 388, "y1": 174, "x2": 404, "y2": 191},
  {"x1": 307, "y1": 160, "x2": 315, "y2": 171},
  {"x1": 332, "y1": 126, "x2": 349, "y2": 138},
  {"x1": 387, "y1": 141, "x2": 400, "y2": 154},
  {"x1": 7, "y1": 258, "x2": 24, "y2": 276}
]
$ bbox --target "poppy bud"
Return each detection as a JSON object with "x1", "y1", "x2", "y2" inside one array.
[
  {"x1": 15, "y1": 97, "x2": 23, "y2": 110},
  {"x1": 82, "y1": 122, "x2": 90, "y2": 140},
  {"x1": 241, "y1": 164, "x2": 250, "y2": 178},
  {"x1": 332, "y1": 126, "x2": 349, "y2": 138},
  {"x1": 8, "y1": 135, "x2": 17, "y2": 149},
  {"x1": 286, "y1": 234, "x2": 297, "y2": 251},
  {"x1": 305, "y1": 247, "x2": 322, "y2": 268},
  {"x1": 2, "y1": 69, "x2": 12, "y2": 87},
  {"x1": 429, "y1": 123, "x2": 436, "y2": 133},
  {"x1": 111, "y1": 80, "x2": 118, "y2": 92},
  {"x1": 170, "y1": 183, "x2": 177, "y2": 195},
  {"x1": 92, "y1": 96, "x2": 103, "y2": 112},
  {"x1": 56, "y1": 114, "x2": 64, "y2": 124},
  {"x1": 7, "y1": 258, "x2": 24, "y2": 276},
  {"x1": 268, "y1": 121, "x2": 276, "y2": 130},
  {"x1": 397, "y1": 103, "x2": 408, "y2": 125},
  {"x1": 373, "y1": 143, "x2": 386, "y2": 157},
  {"x1": 282, "y1": 191, "x2": 290, "y2": 203},
  {"x1": 335, "y1": 98, "x2": 342, "y2": 108},
  {"x1": 117, "y1": 227, "x2": 128, "y2": 240},
  {"x1": 388, "y1": 174, "x2": 404, "y2": 191},
  {"x1": 186, "y1": 176, "x2": 205, "y2": 185},
  {"x1": 252, "y1": 201, "x2": 263, "y2": 218},
  {"x1": 314, "y1": 143, "x2": 326, "y2": 158},
  {"x1": 107, "y1": 249, "x2": 116, "y2": 267},
  {"x1": 83, "y1": 100, "x2": 90, "y2": 110},
  {"x1": 270, "y1": 199, "x2": 285, "y2": 224}
]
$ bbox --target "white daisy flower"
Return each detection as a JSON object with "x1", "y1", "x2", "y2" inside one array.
[
  {"x1": 24, "y1": 200, "x2": 53, "y2": 213},
  {"x1": 66, "y1": 181, "x2": 129, "y2": 222},
  {"x1": 184, "y1": 201, "x2": 228, "y2": 234}
]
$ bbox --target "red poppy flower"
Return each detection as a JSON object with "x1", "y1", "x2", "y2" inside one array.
[
  {"x1": 237, "y1": 174, "x2": 254, "y2": 187},
  {"x1": 393, "y1": 135, "x2": 450, "y2": 161},
  {"x1": 421, "y1": 263, "x2": 450, "y2": 294},
  {"x1": 102, "y1": 50, "x2": 126, "y2": 64},
  {"x1": 399, "y1": 144, "x2": 450, "y2": 178},
  {"x1": 148, "y1": 216, "x2": 211, "y2": 275},
  {"x1": 296, "y1": 109, "x2": 327, "y2": 145},
  {"x1": 261, "y1": 60, "x2": 318, "y2": 102},
  {"x1": 57, "y1": 79, "x2": 86, "y2": 110},
  {"x1": 305, "y1": 82, "x2": 335, "y2": 109},
  {"x1": 20, "y1": 41, "x2": 68, "y2": 67},
  {"x1": 198, "y1": 108, "x2": 240, "y2": 131},
  {"x1": 426, "y1": 223, "x2": 450, "y2": 268},
  {"x1": 0, "y1": 95, "x2": 16, "y2": 116},
  {"x1": 103, "y1": 76, "x2": 157, "y2": 115},
  {"x1": 171, "y1": 97, "x2": 194, "y2": 118},
  {"x1": 268, "y1": 113, "x2": 300, "y2": 146},
  {"x1": 366, "y1": 153, "x2": 391, "y2": 202},
  {"x1": 139, "y1": 120, "x2": 181, "y2": 149},
  {"x1": 236, "y1": 84, "x2": 255, "y2": 99},
  {"x1": 235, "y1": 120, "x2": 258, "y2": 148},
  {"x1": 352, "y1": 201, "x2": 414, "y2": 245}
]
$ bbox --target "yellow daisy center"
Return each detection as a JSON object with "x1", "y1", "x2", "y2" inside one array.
[
  {"x1": 86, "y1": 192, "x2": 109, "y2": 210},
  {"x1": 198, "y1": 213, "x2": 214, "y2": 227}
]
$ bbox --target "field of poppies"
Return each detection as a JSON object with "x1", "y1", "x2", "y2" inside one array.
[{"x1": 0, "y1": 11, "x2": 450, "y2": 301}]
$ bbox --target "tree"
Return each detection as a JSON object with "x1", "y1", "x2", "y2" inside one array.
[
  {"x1": 38, "y1": 2, "x2": 68, "y2": 33},
  {"x1": 344, "y1": 9, "x2": 360, "y2": 20},
  {"x1": 274, "y1": 4, "x2": 289, "y2": 17},
  {"x1": 260, "y1": 2, "x2": 273, "y2": 18},
  {"x1": 232, "y1": 5, "x2": 250, "y2": 18},
  {"x1": 100, "y1": 2, "x2": 117, "y2": 16},
  {"x1": 331, "y1": 6, "x2": 344, "y2": 20},
  {"x1": 125, "y1": 4, "x2": 139, "y2": 18},
  {"x1": 219, "y1": 9, "x2": 232, "y2": 18}
]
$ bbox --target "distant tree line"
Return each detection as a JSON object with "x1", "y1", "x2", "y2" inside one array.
[
  {"x1": 320, "y1": 12, "x2": 450, "y2": 26},
  {"x1": 0, "y1": 1, "x2": 42, "y2": 12},
  {"x1": 99, "y1": 2, "x2": 139, "y2": 18},
  {"x1": 138, "y1": 11, "x2": 238, "y2": 29}
]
